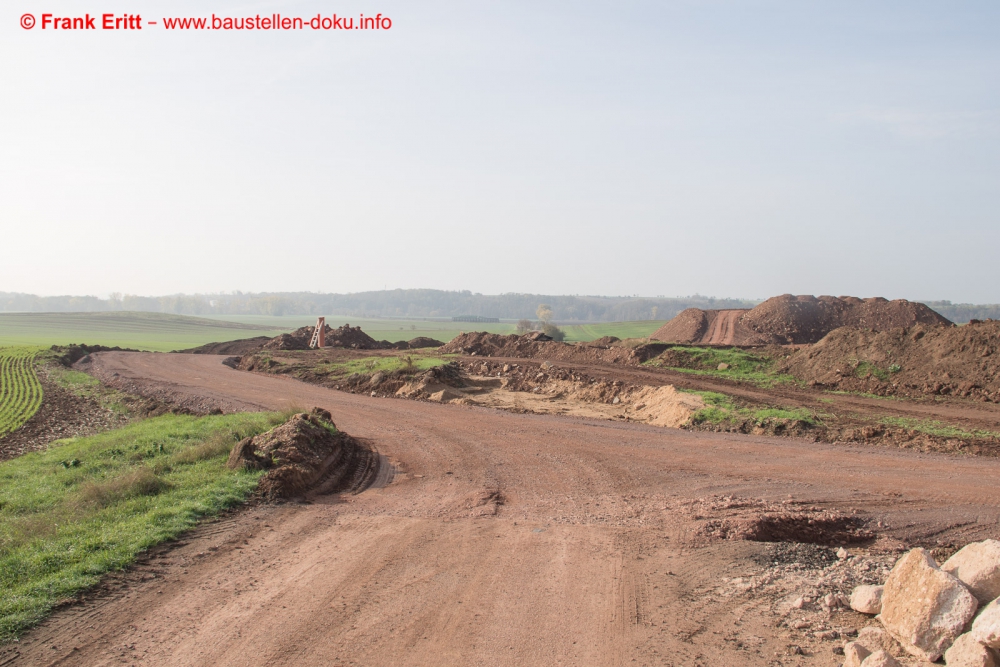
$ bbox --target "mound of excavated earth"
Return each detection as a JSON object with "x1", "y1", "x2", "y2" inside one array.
[
  {"x1": 780, "y1": 320, "x2": 1000, "y2": 401},
  {"x1": 184, "y1": 325, "x2": 440, "y2": 355},
  {"x1": 439, "y1": 331, "x2": 668, "y2": 364},
  {"x1": 651, "y1": 295, "x2": 951, "y2": 345},
  {"x1": 228, "y1": 408, "x2": 379, "y2": 498}
]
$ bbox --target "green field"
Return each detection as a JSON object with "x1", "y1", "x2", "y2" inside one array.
[
  {"x1": 0, "y1": 412, "x2": 285, "y2": 641},
  {"x1": 560, "y1": 320, "x2": 666, "y2": 342},
  {"x1": 0, "y1": 313, "x2": 286, "y2": 352},
  {"x1": 0, "y1": 348, "x2": 43, "y2": 439}
]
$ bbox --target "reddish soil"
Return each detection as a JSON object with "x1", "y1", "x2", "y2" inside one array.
[
  {"x1": 440, "y1": 331, "x2": 669, "y2": 365},
  {"x1": 781, "y1": 320, "x2": 1000, "y2": 401},
  {"x1": 652, "y1": 295, "x2": 951, "y2": 345},
  {"x1": 7, "y1": 351, "x2": 1000, "y2": 666},
  {"x1": 184, "y1": 326, "x2": 442, "y2": 355}
]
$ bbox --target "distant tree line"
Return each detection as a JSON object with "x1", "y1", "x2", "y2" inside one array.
[{"x1": 1, "y1": 290, "x2": 995, "y2": 323}]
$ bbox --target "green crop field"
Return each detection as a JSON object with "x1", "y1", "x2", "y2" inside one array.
[
  {"x1": 0, "y1": 313, "x2": 287, "y2": 352},
  {"x1": 0, "y1": 348, "x2": 43, "y2": 439},
  {"x1": 560, "y1": 320, "x2": 667, "y2": 342}
]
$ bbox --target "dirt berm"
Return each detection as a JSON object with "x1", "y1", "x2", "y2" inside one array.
[
  {"x1": 439, "y1": 331, "x2": 669, "y2": 364},
  {"x1": 652, "y1": 294, "x2": 951, "y2": 345},
  {"x1": 183, "y1": 325, "x2": 442, "y2": 354},
  {"x1": 227, "y1": 408, "x2": 379, "y2": 499},
  {"x1": 781, "y1": 320, "x2": 1000, "y2": 401}
]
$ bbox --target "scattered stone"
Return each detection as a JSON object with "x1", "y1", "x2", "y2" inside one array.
[
  {"x1": 859, "y1": 650, "x2": 902, "y2": 667},
  {"x1": 851, "y1": 585, "x2": 884, "y2": 614},
  {"x1": 843, "y1": 641, "x2": 871, "y2": 667},
  {"x1": 942, "y1": 540, "x2": 1000, "y2": 605},
  {"x1": 944, "y1": 632, "x2": 1000, "y2": 667},
  {"x1": 838, "y1": 547, "x2": 850, "y2": 559},
  {"x1": 878, "y1": 548, "x2": 978, "y2": 661},
  {"x1": 717, "y1": 362, "x2": 730, "y2": 370},
  {"x1": 791, "y1": 596, "x2": 807, "y2": 609},
  {"x1": 791, "y1": 620, "x2": 811, "y2": 630},
  {"x1": 857, "y1": 626, "x2": 900, "y2": 655},
  {"x1": 972, "y1": 599, "x2": 1000, "y2": 649}
]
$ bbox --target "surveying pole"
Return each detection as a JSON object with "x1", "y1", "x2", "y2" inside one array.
[{"x1": 308, "y1": 317, "x2": 326, "y2": 349}]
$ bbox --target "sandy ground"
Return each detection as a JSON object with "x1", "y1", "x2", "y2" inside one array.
[{"x1": 4, "y1": 352, "x2": 1000, "y2": 667}]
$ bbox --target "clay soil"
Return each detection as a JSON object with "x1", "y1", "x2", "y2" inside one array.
[
  {"x1": 652, "y1": 295, "x2": 951, "y2": 345},
  {"x1": 6, "y1": 351, "x2": 1000, "y2": 666}
]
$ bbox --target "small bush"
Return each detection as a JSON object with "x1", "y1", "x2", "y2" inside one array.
[{"x1": 542, "y1": 323, "x2": 566, "y2": 341}]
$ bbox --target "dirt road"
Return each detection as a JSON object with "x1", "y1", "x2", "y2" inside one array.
[
  {"x1": 6, "y1": 352, "x2": 1000, "y2": 666},
  {"x1": 702, "y1": 310, "x2": 744, "y2": 345}
]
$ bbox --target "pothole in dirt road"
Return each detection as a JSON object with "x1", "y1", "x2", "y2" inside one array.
[{"x1": 686, "y1": 496, "x2": 875, "y2": 547}]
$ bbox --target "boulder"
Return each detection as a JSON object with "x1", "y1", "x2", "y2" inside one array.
[
  {"x1": 878, "y1": 548, "x2": 979, "y2": 661},
  {"x1": 857, "y1": 626, "x2": 900, "y2": 654},
  {"x1": 851, "y1": 585, "x2": 885, "y2": 615},
  {"x1": 859, "y1": 650, "x2": 902, "y2": 667},
  {"x1": 843, "y1": 641, "x2": 872, "y2": 666},
  {"x1": 843, "y1": 641, "x2": 871, "y2": 667},
  {"x1": 973, "y1": 599, "x2": 1000, "y2": 649},
  {"x1": 944, "y1": 632, "x2": 999, "y2": 667},
  {"x1": 943, "y1": 540, "x2": 1000, "y2": 605}
]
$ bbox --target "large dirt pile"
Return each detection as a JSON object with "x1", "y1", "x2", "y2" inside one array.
[
  {"x1": 651, "y1": 295, "x2": 951, "y2": 345},
  {"x1": 227, "y1": 408, "x2": 379, "y2": 498},
  {"x1": 439, "y1": 332, "x2": 668, "y2": 364},
  {"x1": 780, "y1": 321, "x2": 1000, "y2": 401},
  {"x1": 263, "y1": 324, "x2": 390, "y2": 351}
]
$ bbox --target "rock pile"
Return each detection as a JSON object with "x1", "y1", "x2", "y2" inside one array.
[{"x1": 845, "y1": 540, "x2": 1000, "y2": 665}]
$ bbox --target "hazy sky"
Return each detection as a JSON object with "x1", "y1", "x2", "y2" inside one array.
[{"x1": 3, "y1": 1, "x2": 999, "y2": 302}]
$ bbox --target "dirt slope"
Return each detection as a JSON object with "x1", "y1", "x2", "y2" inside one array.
[
  {"x1": 651, "y1": 295, "x2": 951, "y2": 345},
  {"x1": 782, "y1": 320, "x2": 1000, "y2": 401},
  {"x1": 6, "y1": 352, "x2": 1000, "y2": 666}
]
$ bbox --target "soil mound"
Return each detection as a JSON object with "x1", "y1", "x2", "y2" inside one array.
[
  {"x1": 227, "y1": 408, "x2": 379, "y2": 499},
  {"x1": 182, "y1": 337, "x2": 273, "y2": 355},
  {"x1": 651, "y1": 295, "x2": 951, "y2": 345},
  {"x1": 781, "y1": 320, "x2": 1000, "y2": 401},
  {"x1": 388, "y1": 337, "x2": 444, "y2": 350},
  {"x1": 263, "y1": 324, "x2": 388, "y2": 351},
  {"x1": 440, "y1": 331, "x2": 668, "y2": 365}
]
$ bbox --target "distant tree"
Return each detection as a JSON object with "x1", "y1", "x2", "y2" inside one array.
[
  {"x1": 542, "y1": 323, "x2": 566, "y2": 341},
  {"x1": 536, "y1": 304, "x2": 553, "y2": 324},
  {"x1": 515, "y1": 318, "x2": 532, "y2": 334}
]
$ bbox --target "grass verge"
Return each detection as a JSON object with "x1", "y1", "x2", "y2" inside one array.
[
  {"x1": 645, "y1": 346, "x2": 796, "y2": 387},
  {"x1": 0, "y1": 412, "x2": 285, "y2": 642},
  {"x1": 681, "y1": 389, "x2": 817, "y2": 426},
  {"x1": 878, "y1": 416, "x2": 1000, "y2": 441},
  {"x1": 316, "y1": 354, "x2": 450, "y2": 379}
]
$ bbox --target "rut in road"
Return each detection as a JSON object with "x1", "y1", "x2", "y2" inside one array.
[{"x1": 5, "y1": 351, "x2": 1000, "y2": 667}]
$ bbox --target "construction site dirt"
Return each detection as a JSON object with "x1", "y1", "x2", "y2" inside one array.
[{"x1": 5, "y1": 350, "x2": 1000, "y2": 666}]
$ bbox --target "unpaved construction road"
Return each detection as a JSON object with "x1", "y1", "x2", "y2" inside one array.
[{"x1": 5, "y1": 352, "x2": 1000, "y2": 667}]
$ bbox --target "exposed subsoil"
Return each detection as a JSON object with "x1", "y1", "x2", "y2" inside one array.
[
  {"x1": 652, "y1": 295, "x2": 951, "y2": 345},
  {"x1": 7, "y1": 351, "x2": 1000, "y2": 666},
  {"x1": 183, "y1": 325, "x2": 443, "y2": 355},
  {"x1": 780, "y1": 320, "x2": 1000, "y2": 401},
  {"x1": 232, "y1": 342, "x2": 1000, "y2": 457}
]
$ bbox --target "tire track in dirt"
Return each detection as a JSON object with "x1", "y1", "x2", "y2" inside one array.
[{"x1": 5, "y1": 352, "x2": 1000, "y2": 666}]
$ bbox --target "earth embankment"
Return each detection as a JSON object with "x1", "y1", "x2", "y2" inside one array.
[{"x1": 652, "y1": 295, "x2": 952, "y2": 345}]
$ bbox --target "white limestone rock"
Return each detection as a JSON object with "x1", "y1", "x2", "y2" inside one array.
[
  {"x1": 972, "y1": 599, "x2": 1000, "y2": 650},
  {"x1": 860, "y1": 649, "x2": 902, "y2": 667},
  {"x1": 843, "y1": 641, "x2": 871, "y2": 667},
  {"x1": 878, "y1": 548, "x2": 978, "y2": 661},
  {"x1": 944, "y1": 632, "x2": 1000, "y2": 667},
  {"x1": 943, "y1": 540, "x2": 1000, "y2": 606},
  {"x1": 851, "y1": 585, "x2": 885, "y2": 615}
]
